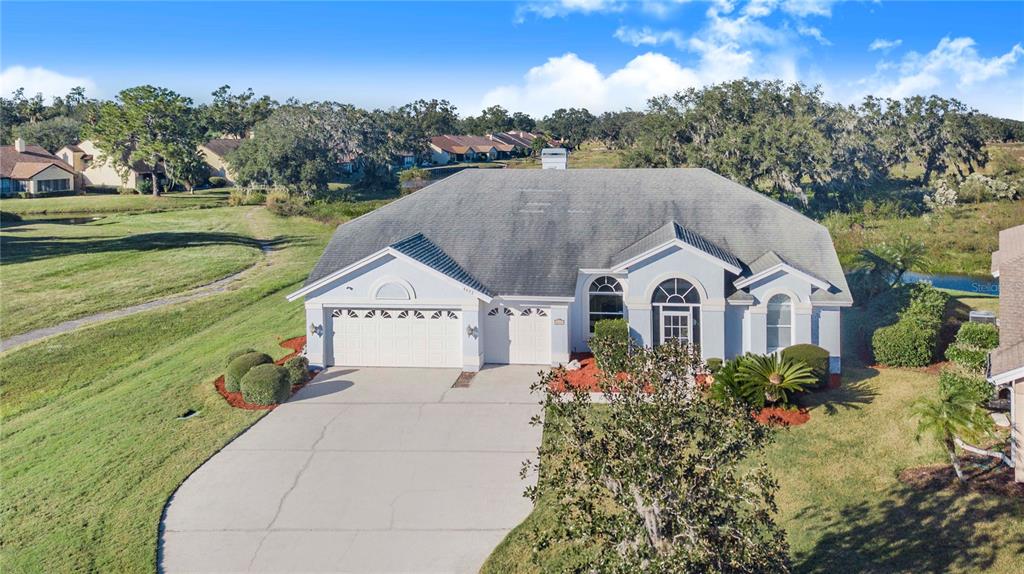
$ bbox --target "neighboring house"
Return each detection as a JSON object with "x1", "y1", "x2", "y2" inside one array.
[
  {"x1": 199, "y1": 138, "x2": 243, "y2": 184},
  {"x1": 428, "y1": 135, "x2": 513, "y2": 164},
  {"x1": 287, "y1": 167, "x2": 852, "y2": 374},
  {"x1": 488, "y1": 130, "x2": 540, "y2": 154},
  {"x1": 988, "y1": 224, "x2": 1024, "y2": 483},
  {"x1": 57, "y1": 139, "x2": 162, "y2": 190},
  {"x1": 1, "y1": 138, "x2": 76, "y2": 197}
]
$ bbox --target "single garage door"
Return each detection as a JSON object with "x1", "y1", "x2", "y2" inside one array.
[
  {"x1": 329, "y1": 308, "x2": 461, "y2": 368},
  {"x1": 483, "y1": 305, "x2": 551, "y2": 365}
]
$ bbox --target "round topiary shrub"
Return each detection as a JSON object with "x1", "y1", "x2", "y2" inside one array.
[
  {"x1": 208, "y1": 176, "x2": 228, "y2": 188},
  {"x1": 225, "y1": 352, "x2": 273, "y2": 393},
  {"x1": 954, "y1": 322, "x2": 999, "y2": 349},
  {"x1": 781, "y1": 344, "x2": 830, "y2": 387},
  {"x1": 284, "y1": 356, "x2": 310, "y2": 387},
  {"x1": 872, "y1": 321, "x2": 933, "y2": 367},
  {"x1": 591, "y1": 318, "x2": 630, "y2": 373},
  {"x1": 240, "y1": 364, "x2": 291, "y2": 405},
  {"x1": 225, "y1": 348, "x2": 258, "y2": 368}
]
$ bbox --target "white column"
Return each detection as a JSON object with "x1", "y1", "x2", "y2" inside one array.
[
  {"x1": 461, "y1": 301, "x2": 483, "y2": 372},
  {"x1": 626, "y1": 304, "x2": 652, "y2": 347},
  {"x1": 794, "y1": 302, "x2": 813, "y2": 345},
  {"x1": 746, "y1": 306, "x2": 767, "y2": 355},
  {"x1": 700, "y1": 299, "x2": 726, "y2": 360},
  {"x1": 1013, "y1": 382, "x2": 1023, "y2": 483},
  {"x1": 550, "y1": 304, "x2": 570, "y2": 366},
  {"x1": 304, "y1": 303, "x2": 328, "y2": 368},
  {"x1": 816, "y1": 307, "x2": 842, "y2": 373}
]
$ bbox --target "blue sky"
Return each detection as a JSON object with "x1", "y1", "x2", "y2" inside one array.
[{"x1": 1, "y1": 1, "x2": 1022, "y2": 118}]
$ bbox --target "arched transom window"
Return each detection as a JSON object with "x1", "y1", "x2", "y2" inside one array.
[
  {"x1": 766, "y1": 294, "x2": 792, "y2": 353},
  {"x1": 588, "y1": 276, "x2": 624, "y2": 333},
  {"x1": 651, "y1": 278, "x2": 701, "y2": 346},
  {"x1": 375, "y1": 282, "x2": 411, "y2": 300}
]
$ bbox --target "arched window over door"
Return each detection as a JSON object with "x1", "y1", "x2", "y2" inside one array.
[
  {"x1": 651, "y1": 278, "x2": 701, "y2": 346},
  {"x1": 588, "y1": 276, "x2": 624, "y2": 332},
  {"x1": 766, "y1": 294, "x2": 793, "y2": 353}
]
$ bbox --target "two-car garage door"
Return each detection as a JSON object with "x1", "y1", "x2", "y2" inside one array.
[{"x1": 329, "y1": 308, "x2": 461, "y2": 368}]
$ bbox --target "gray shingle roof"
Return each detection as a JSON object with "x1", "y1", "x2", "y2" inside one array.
[
  {"x1": 307, "y1": 168, "x2": 852, "y2": 303},
  {"x1": 745, "y1": 249, "x2": 829, "y2": 285},
  {"x1": 614, "y1": 221, "x2": 740, "y2": 270},
  {"x1": 390, "y1": 233, "x2": 492, "y2": 296}
]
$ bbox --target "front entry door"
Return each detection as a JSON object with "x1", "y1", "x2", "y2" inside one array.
[{"x1": 660, "y1": 310, "x2": 690, "y2": 345}]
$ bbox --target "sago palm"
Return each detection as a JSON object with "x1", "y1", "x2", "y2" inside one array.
[
  {"x1": 912, "y1": 389, "x2": 995, "y2": 483},
  {"x1": 737, "y1": 354, "x2": 818, "y2": 408}
]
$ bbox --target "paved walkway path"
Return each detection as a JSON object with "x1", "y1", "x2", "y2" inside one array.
[
  {"x1": 160, "y1": 365, "x2": 543, "y2": 573},
  {"x1": 0, "y1": 210, "x2": 273, "y2": 354}
]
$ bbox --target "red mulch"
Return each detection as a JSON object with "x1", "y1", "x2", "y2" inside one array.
[
  {"x1": 214, "y1": 336, "x2": 310, "y2": 411},
  {"x1": 899, "y1": 455, "x2": 1024, "y2": 499},
  {"x1": 754, "y1": 406, "x2": 811, "y2": 427},
  {"x1": 554, "y1": 353, "x2": 810, "y2": 427}
]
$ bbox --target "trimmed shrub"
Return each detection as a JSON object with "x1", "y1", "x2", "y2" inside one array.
[
  {"x1": 953, "y1": 322, "x2": 999, "y2": 350},
  {"x1": 284, "y1": 356, "x2": 310, "y2": 387},
  {"x1": 590, "y1": 319, "x2": 630, "y2": 374},
  {"x1": 872, "y1": 321, "x2": 934, "y2": 367},
  {"x1": 208, "y1": 176, "x2": 228, "y2": 188},
  {"x1": 225, "y1": 352, "x2": 273, "y2": 393},
  {"x1": 705, "y1": 358, "x2": 724, "y2": 374},
  {"x1": 225, "y1": 348, "x2": 258, "y2": 368},
  {"x1": 945, "y1": 322, "x2": 999, "y2": 373},
  {"x1": 903, "y1": 284, "x2": 948, "y2": 322},
  {"x1": 782, "y1": 344, "x2": 830, "y2": 387},
  {"x1": 136, "y1": 177, "x2": 153, "y2": 195},
  {"x1": 938, "y1": 369, "x2": 993, "y2": 405},
  {"x1": 240, "y1": 364, "x2": 291, "y2": 405}
]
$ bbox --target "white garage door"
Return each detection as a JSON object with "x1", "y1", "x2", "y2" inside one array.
[
  {"x1": 483, "y1": 306, "x2": 551, "y2": 365},
  {"x1": 330, "y1": 309, "x2": 461, "y2": 368}
]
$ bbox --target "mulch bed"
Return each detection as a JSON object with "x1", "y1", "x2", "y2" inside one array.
[
  {"x1": 552, "y1": 353, "x2": 810, "y2": 427},
  {"x1": 214, "y1": 336, "x2": 310, "y2": 411},
  {"x1": 899, "y1": 455, "x2": 1024, "y2": 499}
]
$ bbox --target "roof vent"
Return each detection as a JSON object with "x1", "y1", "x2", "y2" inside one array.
[
  {"x1": 541, "y1": 147, "x2": 568, "y2": 170},
  {"x1": 14, "y1": 138, "x2": 26, "y2": 153}
]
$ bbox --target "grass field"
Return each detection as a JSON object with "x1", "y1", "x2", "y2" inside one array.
[
  {"x1": 0, "y1": 189, "x2": 232, "y2": 216},
  {"x1": 0, "y1": 208, "x2": 265, "y2": 339},
  {"x1": 482, "y1": 301, "x2": 1024, "y2": 574},
  {"x1": 0, "y1": 208, "x2": 335, "y2": 572},
  {"x1": 504, "y1": 144, "x2": 624, "y2": 169},
  {"x1": 827, "y1": 200, "x2": 1024, "y2": 276}
]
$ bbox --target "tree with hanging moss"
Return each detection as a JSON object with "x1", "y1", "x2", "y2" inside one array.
[{"x1": 524, "y1": 341, "x2": 790, "y2": 572}]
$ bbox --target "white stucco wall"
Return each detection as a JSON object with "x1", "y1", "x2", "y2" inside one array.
[
  {"x1": 303, "y1": 254, "x2": 484, "y2": 370},
  {"x1": 76, "y1": 140, "x2": 138, "y2": 188}
]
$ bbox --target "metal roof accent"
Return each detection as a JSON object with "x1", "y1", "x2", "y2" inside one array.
[{"x1": 389, "y1": 233, "x2": 492, "y2": 296}]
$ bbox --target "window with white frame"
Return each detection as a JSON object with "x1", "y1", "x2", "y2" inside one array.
[
  {"x1": 588, "y1": 276, "x2": 623, "y2": 332},
  {"x1": 766, "y1": 294, "x2": 793, "y2": 353}
]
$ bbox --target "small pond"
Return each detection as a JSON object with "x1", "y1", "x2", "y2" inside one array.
[{"x1": 902, "y1": 271, "x2": 999, "y2": 296}]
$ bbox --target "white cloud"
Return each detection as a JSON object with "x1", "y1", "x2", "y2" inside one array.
[
  {"x1": 516, "y1": 0, "x2": 623, "y2": 21},
  {"x1": 869, "y1": 38, "x2": 902, "y2": 52},
  {"x1": 872, "y1": 36, "x2": 1024, "y2": 99},
  {"x1": 797, "y1": 25, "x2": 830, "y2": 46},
  {"x1": 614, "y1": 26, "x2": 686, "y2": 49},
  {"x1": 780, "y1": 0, "x2": 833, "y2": 17},
  {"x1": 0, "y1": 66, "x2": 97, "y2": 100}
]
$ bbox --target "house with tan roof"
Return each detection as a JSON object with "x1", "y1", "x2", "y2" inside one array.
[
  {"x1": 428, "y1": 132, "x2": 541, "y2": 165},
  {"x1": 988, "y1": 224, "x2": 1024, "y2": 482},
  {"x1": 1, "y1": 138, "x2": 76, "y2": 197},
  {"x1": 199, "y1": 138, "x2": 243, "y2": 185}
]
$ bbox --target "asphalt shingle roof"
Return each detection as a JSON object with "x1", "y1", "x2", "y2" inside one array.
[
  {"x1": 613, "y1": 221, "x2": 741, "y2": 270},
  {"x1": 307, "y1": 168, "x2": 852, "y2": 303},
  {"x1": 390, "y1": 233, "x2": 492, "y2": 296}
]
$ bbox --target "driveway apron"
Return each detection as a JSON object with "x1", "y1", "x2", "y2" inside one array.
[{"x1": 161, "y1": 365, "x2": 543, "y2": 573}]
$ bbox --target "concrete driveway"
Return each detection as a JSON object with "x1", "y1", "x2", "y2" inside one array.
[{"x1": 161, "y1": 365, "x2": 543, "y2": 573}]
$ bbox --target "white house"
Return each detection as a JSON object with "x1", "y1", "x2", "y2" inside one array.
[
  {"x1": 57, "y1": 140, "x2": 162, "y2": 190},
  {"x1": 287, "y1": 168, "x2": 852, "y2": 373}
]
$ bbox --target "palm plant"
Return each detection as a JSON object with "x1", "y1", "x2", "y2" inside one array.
[
  {"x1": 857, "y1": 234, "x2": 929, "y2": 287},
  {"x1": 737, "y1": 354, "x2": 818, "y2": 408},
  {"x1": 912, "y1": 388, "x2": 995, "y2": 483},
  {"x1": 708, "y1": 357, "x2": 746, "y2": 405}
]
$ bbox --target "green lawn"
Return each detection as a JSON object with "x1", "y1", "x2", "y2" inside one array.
[
  {"x1": 0, "y1": 189, "x2": 232, "y2": 216},
  {"x1": 504, "y1": 144, "x2": 625, "y2": 169},
  {"x1": 827, "y1": 200, "x2": 1023, "y2": 276},
  {"x1": 0, "y1": 208, "x2": 335, "y2": 572},
  {"x1": 482, "y1": 302, "x2": 1024, "y2": 574},
  {"x1": 0, "y1": 207, "x2": 265, "y2": 339}
]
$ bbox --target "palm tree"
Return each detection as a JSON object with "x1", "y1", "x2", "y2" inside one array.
[
  {"x1": 858, "y1": 234, "x2": 928, "y2": 287},
  {"x1": 912, "y1": 389, "x2": 995, "y2": 483},
  {"x1": 737, "y1": 354, "x2": 818, "y2": 408}
]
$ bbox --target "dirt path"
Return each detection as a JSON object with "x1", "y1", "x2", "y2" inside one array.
[{"x1": 0, "y1": 208, "x2": 276, "y2": 354}]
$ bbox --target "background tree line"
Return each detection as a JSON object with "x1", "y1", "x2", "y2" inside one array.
[{"x1": 2, "y1": 80, "x2": 1021, "y2": 204}]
